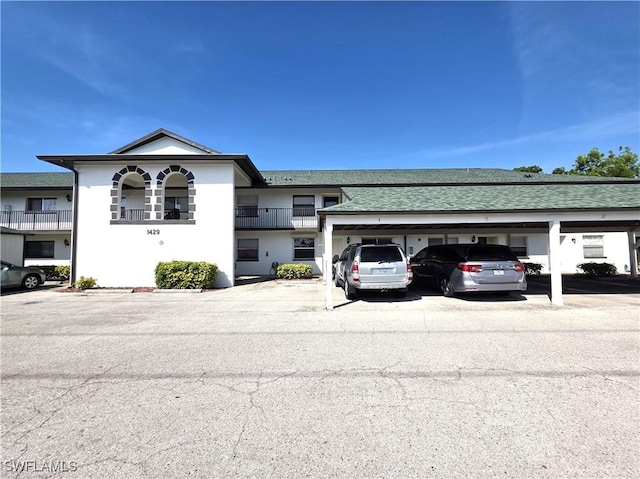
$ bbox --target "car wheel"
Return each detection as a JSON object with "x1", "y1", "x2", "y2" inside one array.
[
  {"x1": 22, "y1": 274, "x2": 40, "y2": 290},
  {"x1": 392, "y1": 288, "x2": 407, "y2": 298},
  {"x1": 439, "y1": 277, "x2": 455, "y2": 297},
  {"x1": 344, "y1": 278, "x2": 357, "y2": 300}
]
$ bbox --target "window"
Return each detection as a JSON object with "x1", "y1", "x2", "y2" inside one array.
[
  {"x1": 476, "y1": 236, "x2": 498, "y2": 245},
  {"x1": 428, "y1": 238, "x2": 444, "y2": 246},
  {"x1": 509, "y1": 236, "x2": 528, "y2": 257},
  {"x1": 25, "y1": 241, "x2": 54, "y2": 258},
  {"x1": 323, "y1": 196, "x2": 339, "y2": 208},
  {"x1": 164, "y1": 195, "x2": 188, "y2": 220},
  {"x1": 360, "y1": 246, "x2": 403, "y2": 262},
  {"x1": 362, "y1": 237, "x2": 392, "y2": 245},
  {"x1": 237, "y1": 239, "x2": 259, "y2": 261},
  {"x1": 27, "y1": 198, "x2": 56, "y2": 211},
  {"x1": 237, "y1": 195, "x2": 258, "y2": 217},
  {"x1": 583, "y1": 235, "x2": 604, "y2": 258},
  {"x1": 293, "y1": 196, "x2": 315, "y2": 217},
  {"x1": 447, "y1": 237, "x2": 459, "y2": 244},
  {"x1": 293, "y1": 237, "x2": 315, "y2": 260}
]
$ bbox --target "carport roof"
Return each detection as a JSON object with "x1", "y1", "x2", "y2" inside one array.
[{"x1": 319, "y1": 183, "x2": 640, "y2": 214}]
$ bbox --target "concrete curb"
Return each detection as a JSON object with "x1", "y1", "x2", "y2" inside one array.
[
  {"x1": 82, "y1": 289, "x2": 134, "y2": 294},
  {"x1": 152, "y1": 289, "x2": 203, "y2": 293}
]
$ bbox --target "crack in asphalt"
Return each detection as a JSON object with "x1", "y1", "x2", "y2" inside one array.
[{"x1": 3, "y1": 364, "x2": 124, "y2": 446}]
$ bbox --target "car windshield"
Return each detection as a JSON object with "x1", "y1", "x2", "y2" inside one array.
[
  {"x1": 466, "y1": 246, "x2": 518, "y2": 261},
  {"x1": 360, "y1": 246, "x2": 403, "y2": 263}
]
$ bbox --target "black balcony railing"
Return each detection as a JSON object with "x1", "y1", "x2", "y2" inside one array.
[
  {"x1": 0, "y1": 210, "x2": 72, "y2": 231},
  {"x1": 235, "y1": 207, "x2": 318, "y2": 230}
]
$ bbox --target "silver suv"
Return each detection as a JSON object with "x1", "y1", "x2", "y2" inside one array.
[{"x1": 333, "y1": 243, "x2": 413, "y2": 299}]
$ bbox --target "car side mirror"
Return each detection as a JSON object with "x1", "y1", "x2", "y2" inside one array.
[{"x1": 332, "y1": 255, "x2": 339, "y2": 264}]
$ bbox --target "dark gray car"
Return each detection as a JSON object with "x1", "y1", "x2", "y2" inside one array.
[
  {"x1": 410, "y1": 244, "x2": 527, "y2": 297},
  {"x1": 1, "y1": 261, "x2": 46, "y2": 290}
]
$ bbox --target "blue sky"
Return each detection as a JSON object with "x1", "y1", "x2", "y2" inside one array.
[{"x1": 2, "y1": 1, "x2": 638, "y2": 174}]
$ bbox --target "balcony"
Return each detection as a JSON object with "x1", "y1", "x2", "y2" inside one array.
[
  {"x1": 235, "y1": 207, "x2": 318, "y2": 230},
  {"x1": 0, "y1": 210, "x2": 72, "y2": 231},
  {"x1": 121, "y1": 209, "x2": 146, "y2": 221}
]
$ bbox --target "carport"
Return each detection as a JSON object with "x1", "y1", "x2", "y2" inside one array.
[{"x1": 319, "y1": 182, "x2": 640, "y2": 310}]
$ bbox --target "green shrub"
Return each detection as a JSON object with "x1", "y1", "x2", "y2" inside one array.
[
  {"x1": 523, "y1": 262, "x2": 543, "y2": 276},
  {"x1": 75, "y1": 276, "x2": 97, "y2": 289},
  {"x1": 276, "y1": 263, "x2": 313, "y2": 280},
  {"x1": 154, "y1": 261, "x2": 218, "y2": 289},
  {"x1": 577, "y1": 262, "x2": 617, "y2": 277},
  {"x1": 32, "y1": 265, "x2": 71, "y2": 281},
  {"x1": 55, "y1": 265, "x2": 71, "y2": 280}
]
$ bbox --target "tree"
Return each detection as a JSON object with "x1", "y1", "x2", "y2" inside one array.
[
  {"x1": 516, "y1": 147, "x2": 639, "y2": 177},
  {"x1": 570, "y1": 146, "x2": 639, "y2": 178},
  {"x1": 513, "y1": 165, "x2": 543, "y2": 173}
]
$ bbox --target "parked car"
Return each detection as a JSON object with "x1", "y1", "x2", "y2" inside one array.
[
  {"x1": 0, "y1": 261, "x2": 46, "y2": 290},
  {"x1": 333, "y1": 243, "x2": 413, "y2": 299},
  {"x1": 410, "y1": 244, "x2": 527, "y2": 297}
]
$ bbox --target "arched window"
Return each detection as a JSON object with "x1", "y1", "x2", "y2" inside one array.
[
  {"x1": 155, "y1": 165, "x2": 195, "y2": 220},
  {"x1": 111, "y1": 167, "x2": 152, "y2": 221}
]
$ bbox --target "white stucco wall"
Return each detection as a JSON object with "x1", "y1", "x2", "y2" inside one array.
[
  {"x1": 1, "y1": 233, "x2": 24, "y2": 265},
  {"x1": 236, "y1": 188, "x2": 342, "y2": 209},
  {"x1": 73, "y1": 161, "x2": 236, "y2": 288},
  {"x1": 126, "y1": 137, "x2": 209, "y2": 155},
  {"x1": 23, "y1": 234, "x2": 71, "y2": 266},
  {"x1": 0, "y1": 190, "x2": 73, "y2": 211},
  {"x1": 234, "y1": 231, "x2": 322, "y2": 276},
  {"x1": 558, "y1": 231, "x2": 632, "y2": 274}
]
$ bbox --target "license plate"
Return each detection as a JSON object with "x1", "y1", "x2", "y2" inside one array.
[
  {"x1": 372, "y1": 268, "x2": 393, "y2": 274},
  {"x1": 493, "y1": 270, "x2": 505, "y2": 276}
]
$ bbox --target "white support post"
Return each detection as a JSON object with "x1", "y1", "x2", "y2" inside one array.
[
  {"x1": 628, "y1": 231, "x2": 639, "y2": 278},
  {"x1": 548, "y1": 219, "x2": 563, "y2": 306},
  {"x1": 324, "y1": 219, "x2": 334, "y2": 310}
]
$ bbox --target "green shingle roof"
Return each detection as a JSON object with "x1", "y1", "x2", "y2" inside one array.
[
  {"x1": 260, "y1": 168, "x2": 637, "y2": 186},
  {"x1": 0, "y1": 172, "x2": 73, "y2": 189},
  {"x1": 321, "y1": 183, "x2": 640, "y2": 213}
]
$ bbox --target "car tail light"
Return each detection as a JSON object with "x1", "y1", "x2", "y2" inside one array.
[
  {"x1": 351, "y1": 261, "x2": 360, "y2": 282},
  {"x1": 513, "y1": 262, "x2": 525, "y2": 272},
  {"x1": 457, "y1": 263, "x2": 483, "y2": 273},
  {"x1": 407, "y1": 260, "x2": 413, "y2": 281}
]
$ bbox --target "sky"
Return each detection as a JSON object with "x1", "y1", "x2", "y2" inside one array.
[{"x1": 1, "y1": 1, "x2": 639, "y2": 174}]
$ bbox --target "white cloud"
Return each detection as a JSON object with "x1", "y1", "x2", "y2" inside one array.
[{"x1": 423, "y1": 111, "x2": 640, "y2": 159}]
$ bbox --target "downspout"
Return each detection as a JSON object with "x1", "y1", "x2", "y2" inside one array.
[{"x1": 67, "y1": 163, "x2": 79, "y2": 288}]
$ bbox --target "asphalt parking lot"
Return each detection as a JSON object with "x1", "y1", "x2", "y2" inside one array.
[{"x1": 1, "y1": 277, "x2": 639, "y2": 478}]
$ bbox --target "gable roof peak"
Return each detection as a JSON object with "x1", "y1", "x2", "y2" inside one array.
[{"x1": 109, "y1": 128, "x2": 221, "y2": 155}]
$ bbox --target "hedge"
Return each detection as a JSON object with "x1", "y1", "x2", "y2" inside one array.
[
  {"x1": 154, "y1": 261, "x2": 218, "y2": 289},
  {"x1": 31, "y1": 265, "x2": 71, "y2": 281},
  {"x1": 523, "y1": 262, "x2": 543, "y2": 276},
  {"x1": 275, "y1": 263, "x2": 313, "y2": 280},
  {"x1": 577, "y1": 262, "x2": 618, "y2": 277}
]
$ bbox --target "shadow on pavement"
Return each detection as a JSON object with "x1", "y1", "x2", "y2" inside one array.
[
  {"x1": 234, "y1": 275, "x2": 275, "y2": 286},
  {"x1": 525, "y1": 274, "x2": 640, "y2": 295},
  {"x1": 0, "y1": 283, "x2": 62, "y2": 297}
]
